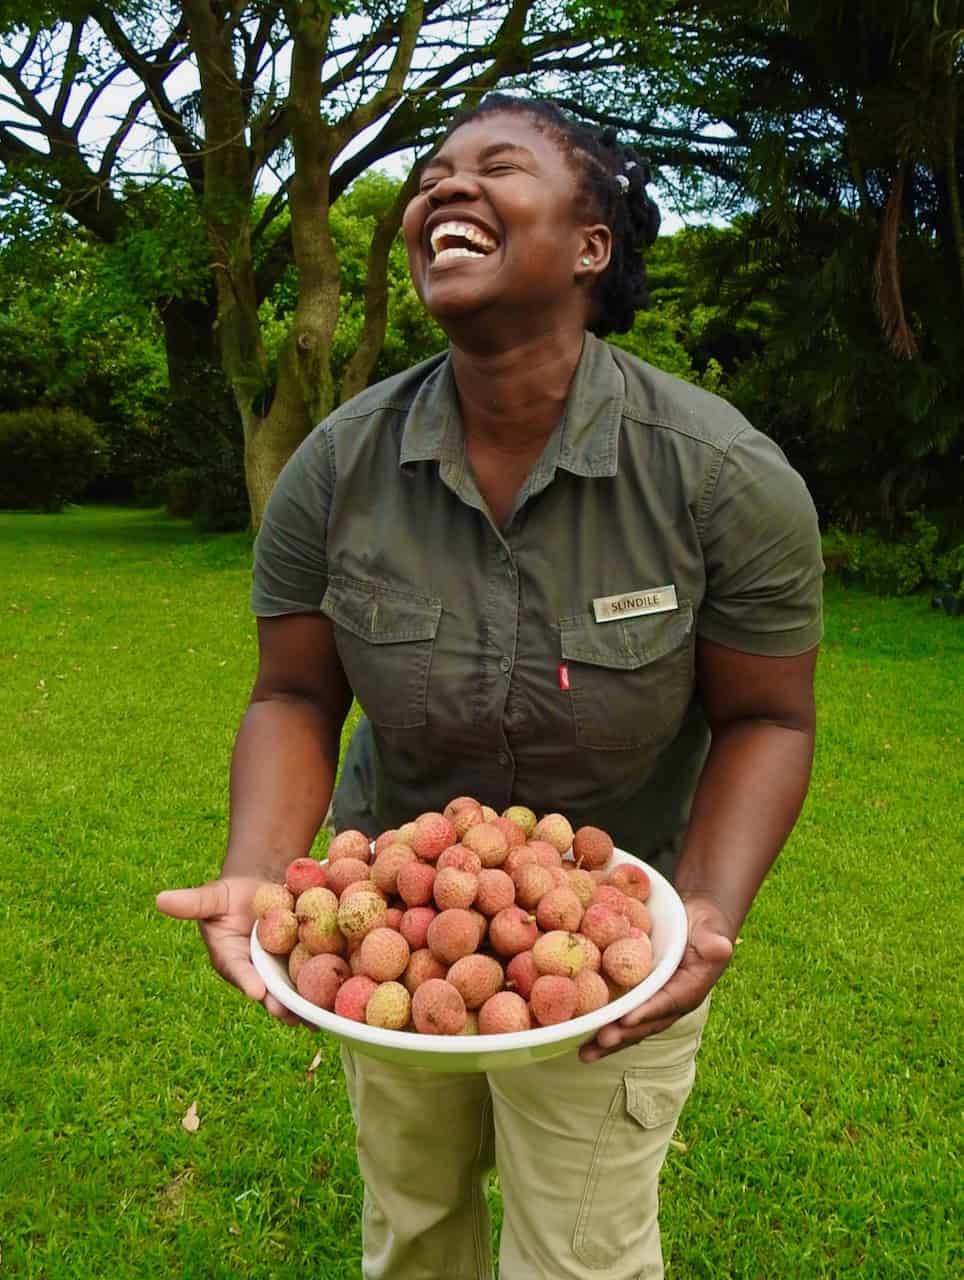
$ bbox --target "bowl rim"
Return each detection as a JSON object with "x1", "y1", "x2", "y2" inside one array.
[{"x1": 250, "y1": 848, "x2": 688, "y2": 1056}]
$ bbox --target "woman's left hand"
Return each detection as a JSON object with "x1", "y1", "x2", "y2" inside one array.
[{"x1": 579, "y1": 895, "x2": 734, "y2": 1063}]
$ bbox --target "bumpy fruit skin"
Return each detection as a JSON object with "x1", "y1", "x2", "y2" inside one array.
[
  {"x1": 298, "y1": 915, "x2": 346, "y2": 956},
  {"x1": 512, "y1": 863, "x2": 555, "y2": 908},
  {"x1": 618, "y1": 897, "x2": 653, "y2": 933},
  {"x1": 523, "y1": 840, "x2": 563, "y2": 870},
  {"x1": 358, "y1": 928, "x2": 410, "y2": 982},
  {"x1": 411, "y1": 813, "x2": 457, "y2": 862},
  {"x1": 371, "y1": 844, "x2": 418, "y2": 895},
  {"x1": 535, "y1": 887, "x2": 584, "y2": 933},
  {"x1": 411, "y1": 978, "x2": 466, "y2": 1035},
  {"x1": 606, "y1": 863, "x2": 651, "y2": 902},
  {"x1": 384, "y1": 907, "x2": 404, "y2": 931},
  {"x1": 531, "y1": 813, "x2": 574, "y2": 855},
  {"x1": 327, "y1": 829, "x2": 373, "y2": 864},
  {"x1": 530, "y1": 975, "x2": 579, "y2": 1025},
  {"x1": 395, "y1": 821, "x2": 417, "y2": 846},
  {"x1": 488, "y1": 907, "x2": 539, "y2": 957},
  {"x1": 452, "y1": 805, "x2": 486, "y2": 840},
  {"x1": 396, "y1": 860, "x2": 436, "y2": 907},
  {"x1": 399, "y1": 906, "x2": 437, "y2": 951},
  {"x1": 505, "y1": 950, "x2": 539, "y2": 1000},
  {"x1": 532, "y1": 930, "x2": 589, "y2": 978},
  {"x1": 334, "y1": 975, "x2": 378, "y2": 1022},
  {"x1": 474, "y1": 868, "x2": 516, "y2": 916},
  {"x1": 478, "y1": 991, "x2": 531, "y2": 1034},
  {"x1": 287, "y1": 941, "x2": 312, "y2": 986},
  {"x1": 602, "y1": 935, "x2": 654, "y2": 988},
  {"x1": 253, "y1": 882, "x2": 295, "y2": 918},
  {"x1": 462, "y1": 823, "x2": 510, "y2": 868},
  {"x1": 436, "y1": 845, "x2": 483, "y2": 875},
  {"x1": 426, "y1": 908, "x2": 480, "y2": 964},
  {"x1": 446, "y1": 954, "x2": 505, "y2": 1010},
  {"x1": 572, "y1": 826, "x2": 615, "y2": 871},
  {"x1": 460, "y1": 1011, "x2": 481, "y2": 1036},
  {"x1": 337, "y1": 893, "x2": 388, "y2": 943},
  {"x1": 433, "y1": 866, "x2": 478, "y2": 911},
  {"x1": 373, "y1": 828, "x2": 399, "y2": 857},
  {"x1": 365, "y1": 981, "x2": 412, "y2": 1030},
  {"x1": 443, "y1": 794, "x2": 482, "y2": 822},
  {"x1": 403, "y1": 948, "x2": 448, "y2": 994},
  {"x1": 295, "y1": 886, "x2": 339, "y2": 922},
  {"x1": 502, "y1": 805, "x2": 538, "y2": 836},
  {"x1": 580, "y1": 903, "x2": 631, "y2": 950},
  {"x1": 257, "y1": 907, "x2": 299, "y2": 955},
  {"x1": 325, "y1": 857, "x2": 372, "y2": 897},
  {"x1": 285, "y1": 857, "x2": 327, "y2": 896},
  {"x1": 574, "y1": 933, "x2": 602, "y2": 973},
  {"x1": 573, "y1": 968, "x2": 610, "y2": 1015},
  {"x1": 564, "y1": 868, "x2": 596, "y2": 910},
  {"x1": 340, "y1": 879, "x2": 387, "y2": 903},
  {"x1": 490, "y1": 816, "x2": 527, "y2": 851},
  {"x1": 296, "y1": 955, "x2": 346, "y2": 1009}
]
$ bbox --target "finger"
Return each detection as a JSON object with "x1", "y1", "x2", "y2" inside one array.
[
  {"x1": 579, "y1": 1017, "x2": 679, "y2": 1063},
  {"x1": 156, "y1": 881, "x2": 230, "y2": 921},
  {"x1": 214, "y1": 946, "x2": 268, "y2": 1003},
  {"x1": 619, "y1": 983, "x2": 686, "y2": 1029}
]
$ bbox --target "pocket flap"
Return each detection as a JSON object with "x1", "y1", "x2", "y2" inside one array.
[
  {"x1": 560, "y1": 603, "x2": 693, "y2": 670},
  {"x1": 322, "y1": 577, "x2": 441, "y2": 644},
  {"x1": 624, "y1": 1064, "x2": 695, "y2": 1129}
]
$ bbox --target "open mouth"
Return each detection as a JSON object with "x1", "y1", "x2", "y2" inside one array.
[{"x1": 429, "y1": 220, "x2": 499, "y2": 263}]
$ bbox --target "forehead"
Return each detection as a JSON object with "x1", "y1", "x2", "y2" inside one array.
[{"x1": 427, "y1": 111, "x2": 574, "y2": 178}]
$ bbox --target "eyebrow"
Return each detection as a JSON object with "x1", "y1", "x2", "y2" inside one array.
[{"x1": 422, "y1": 141, "x2": 536, "y2": 171}]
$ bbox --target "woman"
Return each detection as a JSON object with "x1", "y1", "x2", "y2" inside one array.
[{"x1": 157, "y1": 95, "x2": 822, "y2": 1279}]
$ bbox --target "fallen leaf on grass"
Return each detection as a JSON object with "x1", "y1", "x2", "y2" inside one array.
[
  {"x1": 181, "y1": 1101, "x2": 200, "y2": 1133},
  {"x1": 669, "y1": 1138, "x2": 689, "y2": 1154},
  {"x1": 306, "y1": 1048, "x2": 323, "y2": 1077},
  {"x1": 229, "y1": 1226, "x2": 241, "y2": 1236}
]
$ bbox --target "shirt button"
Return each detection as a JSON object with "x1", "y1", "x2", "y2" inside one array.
[
  {"x1": 499, "y1": 656, "x2": 511, "y2": 674},
  {"x1": 497, "y1": 751, "x2": 510, "y2": 767}
]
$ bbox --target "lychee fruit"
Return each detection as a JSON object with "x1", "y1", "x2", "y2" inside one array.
[
  {"x1": 287, "y1": 941, "x2": 312, "y2": 985},
  {"x1": 371, "y1": 843, "x2": 417, "y2": 894},
  {"x1": 298, "y1": 914, "x2": 346, "y2": 956},
  {"x1": 530, "y1": 974, "x2": 579, "y2": 1025},
  {"x1": 512, "y1": 863, "x2": 555, "y2": 909},
  {"x1": 573, "y1": 968, "x2": 610, "y2": 1015},
  {"x1": 365, "y1": 981, "x2": 412, "y2": 1030},
  {"x1": 531, "y1": 813, "x2": 573, "y2": 855},
  {"x1": 572, "y1": 826, "x2": 615, "y2": 871},
  {"x1": 284, "y1": 857, "x2": 327, "y2": 896},
  {"x1": 436, "y1": 845, "x2": 483, "y2": 875},
  {"x1": 474, "y1": 868, "x2": 515, "y2": 916},
  {"x1": 256, "y1": 907, "x2": 299, "y2": 955},
  {"x1": 532, "y1": 930, "x2": 589, "y2": 978},
  {"x1": 396, "y1": 860, "x2": 436, "y2": 907},
  {"x1": 460, "y1": 1011, "x2": 480, "y2": 1036},
  {"x1": 325, "y1": 857, "x2": 372, "y2": 897},
  {"x1": 478, "y1": 991, "x2": 531, "y2": 1034},
  {"x1": 580, "y1": 902, "x2": 631, "y2": 950},
  {"x1": 573, "y1": 933, "x2": 602, "y2": 973},
  {"x1": 606, "y1": 863, "x2": 651, "y2": 902},
  {"x1": 535, "y1": 887, "x2": 584, "y2": 933},
  {"x1": 337, "y1": 892, "x2": 387, "y2": 943},
  {"x1": 296, "y1": 954, "x2": 346, "y2": 1008},
  {"x1": 373, "y1": 828, "x2": 400, "y2": 857},
  {"x1": 505, "y1": 949, "x2": 539, "y2": 1000},
  {"x1": 461, "y1": 823, "x2": 510, "y2": 868},
  {"x1": 502, "y1": 805, "x2": 537, "y2": 836},
  {"x1": 339, "y1": 879, "x2": 387, "y2": 904},
  {"x1": 399, "y1": 905, "x2": 437, "y2": 951},
  {"x1": 411, "y1": 979, "x2": 466, "y2": 1035},
  {"x1": 523, "y1": 840, "x2": 563, "y2": 869},
  {"x1": 411, "y1": 813, "x2": 457, "y2": 862},
  {"x1": 253, "y1": 882, "x2": 295, "y2": 918},
  {"x1": 327, "y1": 829, "x2": 372, "y2": 864},
  {"x1": 333, "y1": 974, "x2": 378, "y2": 1022},
  {"x1": 295, "y1": 886, "x2": 339, "y2": 922},
  {"x1": 618, "y1": 896, "x2": 653, "y2": 933},
  {"x1": 384, "y1": 906, "x2": 404, "y2": 931},
  {"x1": 452, "y1": 803, "x2": 486, "y2": 840},
  {"x1": 358, "y1": 928, "x2": 410, "y2": 982},
  {"x1": 426, "y1": 908, "x2": 480, "y2": 964},
  {"x1": 602, "y1": 935, "x2": 654, "y2": 988},
  {"x1": 446, "y1": 954, "x2": 505, "y2": 1009},
  {"x1": 395, "y1": 821, "x2": 417, "y2": 846},
  {"x1": 488, "y1": 906, "x2": 540, "y2": 957},
  {"x1": 490, "y1": 816, "x2": 527, "y2": 851},
  {"x1": 403, "y1": 948, "x2": 447, "y2": 994},
  {"x1": 433, "y1": 865, "x2": 478, "y2": 911}
]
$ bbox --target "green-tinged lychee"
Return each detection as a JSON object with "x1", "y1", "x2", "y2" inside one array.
[
  {"x1": 298, "y1": 914, "x2": 346, "y2": 956},
  {"x1": 366, "y1": 981, "x2": 412, "y2": 1030},
  {"x1": 478, "y1": 991, "x2": 531, "y2": 1034},
  {"x1": 358, "y1": 927, "x2": 410, "y2": 982},
  {"x1": 433, "y1": 866, "x2": 478, "y2": 911},
  {"x1": 337, "y1": 892, "x2": 387, "y2": 942},
  {"x1": 395, "y1": 821, "x2": 418, "y2": 846},
  {"x1": 580, "y1": 902, "x2": 631, "y2": 950},
  {"x1": 535, "y1": 887, "x2": 584, "y2": 933},
  {"x1": 474, "y1": 868, "x2": 515, "y2": 916},
  {"x1": 532, "y1": 930, "x2": 589, "y2": 978},
  {"x1": 257, "y1": 907, "x2": 299, "y2": 955},
  {"x1": 396, "y1": 860, "x2": 436, "y2": 907},
  {"x1": 460, "y1": 1011, "x2": 480, "y2": 1036},
  {"x1": 572, "y1": 825, "x2": 615, "y2": 871},
  {"x1": 287, "y1": 942, "x2": 312, "y2": 986},
  {"x1": 530, "y1": 974, "x2": 578, "y2": 1025},
  {"x1": 436, "y1": 845, "x2": 483, "y2": 875},
  {"x1": 462, "y1": 822, "x2": 509, "y2": 868},
  {"x1": 564, "y1": 868, "x2": 596, "y2": 910},
  {"x1": 399, "y1": 906, "x2": 437, "y2": 950},
  {"x1": 606, "y1": 863, "x2": 651, "y2": 902},
  {"x1": 601, "y1": 935, "x2": 654, "y2": 988},
  {"x1": 327, "y1": 829, "x2": 373, "y2": 864},
  {"x1": 531, "y1": 813, "x2": 574, "y2": 855},
  {"x1": 284, "y1": 857, "x2": 327, "y2": 896},
  {"x1": 370, "y1": 843, "x2": 418, "y2": 894},
  {"x1": 296, "y1": 954, "x2": 347, "y2": 1009},
  {"x1": 446, "y1": 954, "x2": 504, "y2": 1010},
  {"x1": 574, "y1": 933, "x2": 602, "y2": 973},
  {"x1": 488, "y1": 906, "x2": 540, "y2": 957},
  {"x1": 295, "y1": 886, "x2": 339, "y2": 922},
  {"x1": 411, "y1": 813, "x2": 457, "y2": 862},
  {"x1": 505, "y1": 950, "x2": 539, "y2": 1000},
  {"x1": 402, "y1": 948, "x2": 448, "y2": 994},
  {"x1": 334, "y1": 975, "x2": 378, "y2": 1022},
  {"x1": 411, "y1": 978, "x2": 466, "y2": 1035},
  {"x1": 253, "y1": 882, "x2": 295, "y2": 918},
  {"x1": 325, "y1": 857, "x2": 372, "y2": 897},
  {"x1": 573, "y1": 968, "x2": 610, "y2": 1015},
  {"x1": 502, "y1": 805, "x2": 537, "y2": 836},
  {"x1": 426, "y1": 908, "x2": 480, "y2": 964}
]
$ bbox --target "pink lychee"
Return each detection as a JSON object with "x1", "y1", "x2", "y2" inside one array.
[{"x1": 411, "y1": 978, "x2": 466, "y2": 1035}]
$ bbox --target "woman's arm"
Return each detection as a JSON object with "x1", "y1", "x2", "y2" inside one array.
[{"x1": 580, "y1": 636, "x2": 817, "y2": 1061}]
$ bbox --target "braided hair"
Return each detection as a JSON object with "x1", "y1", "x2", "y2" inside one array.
[{"x1": 440, "y1": 94, "x2": 661, "y2": 337}]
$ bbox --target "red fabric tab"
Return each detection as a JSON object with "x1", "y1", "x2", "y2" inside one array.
[{"x1": 558, "y1": 663, "x2": 570, "y2": 691}]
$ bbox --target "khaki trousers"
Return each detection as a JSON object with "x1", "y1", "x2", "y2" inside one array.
[{"x1": 340, "y1": 997, "x2": 709, "y2": 1280}]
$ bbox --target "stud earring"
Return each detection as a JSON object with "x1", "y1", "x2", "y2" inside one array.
[{"x1": 580, "y1": 256, "x2": 591, "y2": 266}]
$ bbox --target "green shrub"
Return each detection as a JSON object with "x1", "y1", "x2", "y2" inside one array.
[
  {"x1": 164, "y1": 460, "x2": 249, "y2": 531},
  {"x1": 0, "y1": 407, "x2": 106, "y2": 512},
  {"x1": 824, "y1": 511, "x2": 962, "y2": 603}
]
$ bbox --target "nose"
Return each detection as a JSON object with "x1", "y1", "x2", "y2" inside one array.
[{"x1": 426, "y1": 170, "x2": 482, "y2": 208}]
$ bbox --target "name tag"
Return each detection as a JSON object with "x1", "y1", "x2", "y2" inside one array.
[{"x1": 592, "y1": 584, "x2": 678, "y2": 623}]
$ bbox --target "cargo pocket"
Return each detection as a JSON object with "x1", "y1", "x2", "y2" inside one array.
[
  {"x1": 571, "y1": 1060, "x2": 696, "y2": 1270},
  {"x1": 559, "y1": 604, "x2": 694, "y2": 750},
  {"x1": 321, "y1": 576, "x2": 441, "y2": 730}
]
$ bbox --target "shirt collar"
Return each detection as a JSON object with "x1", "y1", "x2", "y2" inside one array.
[{"x1": 398, "y1": 333, "x2": 623, "y2": 479}]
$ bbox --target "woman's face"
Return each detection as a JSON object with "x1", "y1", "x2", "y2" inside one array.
[{"x1": 402, "y1": 112, "x2": 606, "y2": 334}]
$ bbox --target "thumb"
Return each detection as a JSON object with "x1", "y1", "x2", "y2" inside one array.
[
  {"x1": 155, "y1": 880, "x2": 230, "y2": 921},
  {"x1": 692, "y1": 923, "x2": 734, "y2": 965}
]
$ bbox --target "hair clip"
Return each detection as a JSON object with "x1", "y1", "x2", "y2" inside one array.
[{"x1": 614, "y1": 174, "x2": 630, "y2": 193}]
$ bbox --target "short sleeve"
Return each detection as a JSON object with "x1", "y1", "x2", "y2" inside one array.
[
  {"x1": 697, "y1": 428, "x2": 824, "y2": 656},
  {"x1": 250, "y1": 425, "x2": 334, "y2": 617}
]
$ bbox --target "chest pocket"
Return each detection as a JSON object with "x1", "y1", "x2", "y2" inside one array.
[
  {"x1": 321, "y1": 576, "x2": 441, "y2": 730},
  {"x1": 558, "y1": 603, "x2": 694, "y2": 750}
]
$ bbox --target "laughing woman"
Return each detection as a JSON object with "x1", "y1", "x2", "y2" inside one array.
[{"x1": 158, "y1": 95, "x2": 823, "y2": 1279}]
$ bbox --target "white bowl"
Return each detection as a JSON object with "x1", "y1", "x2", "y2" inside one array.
[{"x1": 250, "y1": 848, "x2": 687, "y2": 1072}]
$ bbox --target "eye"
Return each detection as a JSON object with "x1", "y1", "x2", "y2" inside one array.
[{"x1": 482, "y1": 163, "x2": 515, "y2": 176}]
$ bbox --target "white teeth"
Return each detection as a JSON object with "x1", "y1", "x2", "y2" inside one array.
[
  {"x1": 433, "y1": 246, "x2": 487, "y2": 263},
  {"x1": 429, "y1": 220, "x2": 498, "y2": 256}
]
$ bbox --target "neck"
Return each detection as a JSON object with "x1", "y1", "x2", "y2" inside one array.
[{"x1": 448, "y1": 328, "x2": 587, "y2": 453}]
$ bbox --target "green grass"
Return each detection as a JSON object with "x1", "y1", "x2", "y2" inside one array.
[{"x1": 1, "y1": 505, "x2": 961, "y2": 1278}]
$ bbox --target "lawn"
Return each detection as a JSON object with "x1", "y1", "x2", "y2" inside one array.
[{"x1": 1, "y1": 505, "x2": 961, "y2": 1278}]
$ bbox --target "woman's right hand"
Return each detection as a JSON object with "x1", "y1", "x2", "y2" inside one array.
[{"x1": 155, "y1": 876, "x2": 304, "y2": 1026}]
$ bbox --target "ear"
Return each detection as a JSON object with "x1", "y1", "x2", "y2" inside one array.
[{"x1": 575, "y1": 225, "x2": 612, "y2": 278}]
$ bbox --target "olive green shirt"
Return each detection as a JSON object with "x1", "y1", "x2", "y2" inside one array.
[{"x1": 251, "y1": 334, "x2": 823, "y2": 867}]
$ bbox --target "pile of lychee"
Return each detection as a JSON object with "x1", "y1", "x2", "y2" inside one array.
[{"x1": 253, "y1": 799, "x2": 655, "y2": 1038}]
